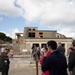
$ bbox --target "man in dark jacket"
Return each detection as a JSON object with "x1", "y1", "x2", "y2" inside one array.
[
  {"x1": 42, "y1": 40, "x2": 68, "y2": 75},
  {"x1": 1, "y1": 48, "x2": 10, "y2": 75}
]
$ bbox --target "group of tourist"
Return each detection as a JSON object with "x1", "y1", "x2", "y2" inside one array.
[
  {"x1": 0, "y1": 40, "x2": 75, "y2": 75},
  {"x1": 32, "y1": 40, "x2": 75, "y2": 75}
]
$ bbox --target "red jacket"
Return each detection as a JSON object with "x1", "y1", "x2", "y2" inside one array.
[{"x1": 40, "y1": 51, "x2": 51, "y2": 75}]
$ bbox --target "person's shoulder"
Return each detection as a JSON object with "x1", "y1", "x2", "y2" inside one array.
[
  {"x1": 46, "y1": 54, "x2": 56, "y2": 61},
  {"x1": 44, "y1": 55, "x2": 56, "y2": 64},
  {"x1": 70, "y1": 51, "x2": 75, "y2": 55},
  {"x1": 57, "y1": 46, "x2": 62, "y2": 50}
]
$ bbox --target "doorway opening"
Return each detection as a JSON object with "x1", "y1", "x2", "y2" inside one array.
[
  {"x1": 41, "y1": 43, "x2": 47, "y2": 48},
  {"x1": 32, "y1": 44, "x2": 39, "y2": 47}
]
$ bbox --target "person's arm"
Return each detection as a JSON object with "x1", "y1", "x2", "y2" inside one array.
[
  {"x1": 42, "y1": 57, "x2": 48, "y2": 72},
  {"x1": 41, "y1": 56, "x2": 50, "y2": 72},
  {"x1": 40, "y1": 55, "x2": 44, "y2": 65}
]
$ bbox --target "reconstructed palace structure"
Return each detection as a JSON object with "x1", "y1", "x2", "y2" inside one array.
[{"x1": 13, "y1": 27, "x2": 73, "y2": 55}]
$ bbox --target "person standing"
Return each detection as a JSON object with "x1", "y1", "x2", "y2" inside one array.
[
  {"x1": 40, "y1": 47, "x2": 51, "y2": 75},
  {"x1": 36, "y1": 47, "x2": 40, "y2": 60},
  {"x1": 68, "y1": 47, "x2": 74, "y2": 75},
  {"x1": 32, "y1": 45, "x2": 37, "y2": 55},
  {"x1": 67, "y1": 48, "x2": 73, "y2": 56},
  {"x1": 68, "y1": 42, "x2": 75, "y2": 75},
  {"x1": 42, "y1": 40, "x2": 68, "y2": 75},
  {"x1": 57, "y1": 42, "x2": 65, "y2": 55},
  {"x1": 1, "y1": 48, "x2": 10, "y2": 75}
]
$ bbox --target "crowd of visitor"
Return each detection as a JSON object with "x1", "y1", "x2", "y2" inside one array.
[
  {"x1": 0, "y1": 40, "x2": 75, "y2": 75},
  {"x1": 32, "y1": 40, "x2": 75, "y2": 75}
]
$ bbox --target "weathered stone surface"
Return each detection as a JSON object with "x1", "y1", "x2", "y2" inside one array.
[
  {"x1": 0, "y1": 56, "x2": 41, "y2": 75},
  {"x1": 0, "y1": 55, "x2": 70, "y2": 75}
]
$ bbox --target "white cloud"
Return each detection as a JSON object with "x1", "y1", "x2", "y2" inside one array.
[
  {"x1": 0, "y1": 0, "x2": 23, "y2": 17},
  {"x1": 0, "y1": 0, "x2": 75, "y2": 39},
  {"x1": 16, "y1": 0, "x2": 75, "y2": 25},
  {"x1": 58, "y1": 27, "x2": 75, "y2": 38},
  {"x1": 16, "y1": 0, "x2": 75, "y2": 39},
  {"x1": 9, "y1": 28, "x2": 20, "y2": 38}
]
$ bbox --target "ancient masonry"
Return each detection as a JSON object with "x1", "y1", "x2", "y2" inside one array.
[{"x1": 13, "y1": 27, "x2": 73, "y2": 55}]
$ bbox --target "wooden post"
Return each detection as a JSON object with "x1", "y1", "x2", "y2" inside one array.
[{"x1": 35, "y1": 53, "x2": 39, "y2": 75}]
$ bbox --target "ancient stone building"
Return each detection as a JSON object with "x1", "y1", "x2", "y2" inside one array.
[{"x1": 13, "y1": 27, "x2": 73, "y2": 55}]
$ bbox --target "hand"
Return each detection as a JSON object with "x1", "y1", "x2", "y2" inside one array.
[{"x1": 44, "y1": 51, "x2": 47, "y2": 57}]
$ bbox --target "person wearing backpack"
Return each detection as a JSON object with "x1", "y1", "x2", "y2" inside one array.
[{"x1": 40, "y1": 47, "x2": 51, "y2": 75}]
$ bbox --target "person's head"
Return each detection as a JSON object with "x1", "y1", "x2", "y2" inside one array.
[
  {"x1": 37, "y1": 47, "x2": 40, "y2": 50},
  {"x1": 47, "y1": 40, "x2": 57, "y2": 52},
  {"x1": 57, "y1": 42, "x2": 61, "y2": 47},
  {"x1": 67, "y1": 47, "x2": 73, "y2": 55},
  {"x1": 4, "y1": 48, "x2": 9, "y2": 54},
  {"x1": 72, "y1": 41, "x2": 75, "y2": 47},
  {"x1": 43, "y1": 47, "x2": 48, "y2": 52},
  {"x1": 40, "y1": 48, "x2": 44, "y2": 55},
  {"x1": 43, "y1": 45, "x2": 46, "y2": 48},
  {"x1": 69, "y1": 47, "x2": 73, "y2": 51},
  {"x1": 40, "y1": 47, "x2": 48, "y2": 55}
]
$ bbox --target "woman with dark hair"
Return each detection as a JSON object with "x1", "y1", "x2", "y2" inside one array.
[{"x1": 40, "y1": 47, "x2": 51, "y2": 75}]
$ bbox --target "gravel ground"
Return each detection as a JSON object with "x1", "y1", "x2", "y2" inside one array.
[
  {"x1": 0, "y1": 65, "x2": 42, "y2": 75},
  {"x1": 0, "y1": 56, "x2": 42, "y2": 75},
  {"x1": 8, "y1": 64, "x2": 42, "y2": 75},
  {"x1": 0, "y1": 55, "x2": 69, "y2": 75}
]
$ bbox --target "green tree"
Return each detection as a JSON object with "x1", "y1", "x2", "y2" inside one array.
[
  {"x1": 0, "y1": 32, "x2": 6, "y2": 40},
  {"x1": 0, "y1": 32, "x2": 12, "y2": 43}
]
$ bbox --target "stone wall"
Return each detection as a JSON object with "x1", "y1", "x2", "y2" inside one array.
[
  {"x1": 43, "y1": 32, "x2": 56, "y2": 38},
  {"x1": 13, "y1": 43, "x2": 20, "y2": 55},
  {"x1": 23, "y1": 27, "x2": 28, "y2": 38}
]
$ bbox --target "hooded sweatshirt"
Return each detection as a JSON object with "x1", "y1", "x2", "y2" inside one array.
[{"x1": 42, "y1": 50, "x2": 68, "y2": 75}]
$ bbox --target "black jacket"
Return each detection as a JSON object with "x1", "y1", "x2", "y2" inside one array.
[
  {"x1": 1, "y1": 52, "x2": 10, "y2": 69},
  {"x1": 57, "y1": 46, "x2": 65, "y2": 54},
  {"x1": 68, "y1": 50, "x2": 75, "y2": 75},
  {"x1": 42, "y1": 50, "x2": 68, "y2": 75}
]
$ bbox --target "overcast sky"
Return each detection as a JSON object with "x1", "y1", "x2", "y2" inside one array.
[{"x1": 0, "y1": 0, "x2": 75, "y2": 39}]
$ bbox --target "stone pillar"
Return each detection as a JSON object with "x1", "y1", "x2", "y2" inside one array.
[
  {"x1": 65, "y1": 43, "x2": 67, "y2": 56},
  {"x1": 39, "y1": 43, "x2": 41, "y2": 48},
  {"x1": 23, "y1": 27, "x2": 28, "y2": 38}
]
